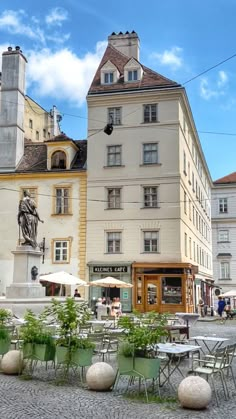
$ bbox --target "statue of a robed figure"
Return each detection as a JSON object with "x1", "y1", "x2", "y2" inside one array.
[{"x1": 17, "y1": 190, "x2": 44, "y2": 248}]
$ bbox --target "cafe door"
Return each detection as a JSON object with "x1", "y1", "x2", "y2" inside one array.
[{"x1": 145, "y1": 277, "x2": 159, "y2": 312}]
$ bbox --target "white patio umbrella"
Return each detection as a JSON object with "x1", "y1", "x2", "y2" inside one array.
[
  {"x1": 89, "y1": 276, "x2": 133, "y2": 301},
  {"x1": 219, "y1": 290, "x2": 236, "y2": 298},
  {"x1": 40, "y1": 271, "x2": 87, "y2": 286},
  {"x1": 89, "y1": 276, "x2": 133, "y2": 288}
]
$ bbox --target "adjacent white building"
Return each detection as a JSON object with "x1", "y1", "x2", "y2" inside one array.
[
  {"x1": 86, "y1": 31, "x2": 213, "y2": 313},
  {"x1": 212, "y1": 172, "x2": 236, "y2": 295}
]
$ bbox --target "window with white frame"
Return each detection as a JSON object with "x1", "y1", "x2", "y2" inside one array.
[
  {"x1": 144, "y1": 186, "x2": 158, "y2": 208},
  {"x1": 55, "y1": 187, "x2": 70, "y2": 214},
  {"x1": 184, "y1": 191, "x2": 187, "y2": 214},
  {"x1": 219, "y1": 198, "x2": 228, "y2": 213},
  {"x1": 144, "y1": 231, "x2": 159, "y2": 252},
  {"x1": 192, "y1": 172, "x2": 195, "y2": 191},
  {"x1": 220, "y1": 261, "x2": 230, "y2": 279},
  {"x1": 183, "y1": 151, "x2": 187, "y2": 174},
  {"x1": 189, "y1": 199, "x2": 192, "y2": 220},
  {"x1": 107, "y1": 188, "x2": 121, "y2": 209},
  {"x1": 218, "y1": 230, "x2": 229, "y2": 242},
  {"x1": 184, "y1": 233, "x2": 187, "y2": 257},
  {"x1": 143, "y1": 143, "x2": 158, "y2": 164},
  {"x1": 143, "y1": 104, "x2": 158, "y2": 123},
  {"x1": 107, "y1": 232, "x2": 121, "y2": 253},
  {"x1": 107, "y1": 145, "x2": 122, "y2": 166},
  {"x1": 104, "y1": 72, "x2": 114, "y2": 84},
  {"x1": 53, "y1": 240, "x2": 70, "y2": 263},
  {"x1": 128, "y1": 70, "x2": 138, "y2": 81},
  {"x1": 108, "y1": 107, "x2": 121, "y2": 125},
  {"x1": 189, "y1": 237, "x2": 192, "y2": 259}
]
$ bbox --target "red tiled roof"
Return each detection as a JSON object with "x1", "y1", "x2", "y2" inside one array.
[
  {"x1": 214, "y1": 172, "x2": 236, "y2": 184},
  {"x1": 88, "y1": 45, "x2": 180, "y2": 95}
]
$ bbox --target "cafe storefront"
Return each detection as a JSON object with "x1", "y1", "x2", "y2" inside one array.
[
  {"x1": 132, "y1": 262, "x2": 195, "y2": 314},
  {"x1": 88, "y1": 262, "x2": 132, "y2": 312}
]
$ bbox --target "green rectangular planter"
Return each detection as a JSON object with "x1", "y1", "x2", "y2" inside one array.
[
  {"x1": 134, "y1": 357, "x2": 161, "y2": 379},
  {"x1": 71, "y1": 349, "x2": 93, "y2": 367},
  {"x1": 117, "y1": 355, "x2": 134, "y2": 374},
  {"x1": 56, "y1": 345, "x2": 70, "y2": 365},
  {"x1": 22, "y1": 343, "x2": 34, "y2": 359},
  {"x1": 0, "y1": 339, "x2": 10, "y2": 355},
  {"x1": 34, "y1": 344, "x2": 55, "y2": 362}
]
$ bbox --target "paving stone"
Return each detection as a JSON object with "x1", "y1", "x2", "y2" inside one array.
[{"x1": 0, "y1": 319, "x2": 235, "y2": 418}]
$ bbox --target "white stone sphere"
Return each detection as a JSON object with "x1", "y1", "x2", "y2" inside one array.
[
  {"x1": 1, "y1": 350, "x2": 23, "y2": 375},
  {"x1": 178, "y1": 376, "x2": 212, "y2": 409},
  {"x1": 86, "y1": 362, "x2": 116, "y2": 391}
]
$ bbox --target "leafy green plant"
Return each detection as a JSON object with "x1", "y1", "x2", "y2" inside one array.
[
  {"x1": 43, "y1": 298, "x2": 91, "y2": 345},
  {"x1": 0, "y1": 326, "x2": 10, "y2": 341},
  {"x1": 20, "y1": 310, "x2": 53, "y2": 345},
  {"x1": 0, "y1": 308, "x2": 12, "y2": 325},
  {"x1": 118, "y1": 312, "x2": 168, "y2": 358}
]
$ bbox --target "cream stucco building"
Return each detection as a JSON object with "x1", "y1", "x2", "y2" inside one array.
[
  {"x1": 0, "y1": 46, "x2": 87, "y2": 297},
  {"x1": 86, "y1": 32, "x2": 213, "y2": 313}
]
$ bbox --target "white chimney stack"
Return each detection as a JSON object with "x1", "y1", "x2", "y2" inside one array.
[
  {"x1": 0, "y1": 46, "x2": 27, "y2": 172},
  {"x1": 108, "y1": 31, "x2": 140, "y2": 61}
]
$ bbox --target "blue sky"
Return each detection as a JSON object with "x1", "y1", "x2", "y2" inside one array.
[{"x1": 0, "y1": 0, "x2": 236, "y2": 181}]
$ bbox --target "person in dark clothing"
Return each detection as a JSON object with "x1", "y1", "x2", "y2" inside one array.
[
  {"x1": 74, "y1": 289, "x2": 81, "y2": 298},
  {"x1": 218, "y1": 297, "x2": 226, "y2": 317}
]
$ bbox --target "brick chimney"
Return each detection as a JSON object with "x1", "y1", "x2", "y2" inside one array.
[
  {"x1": 108, "y1": 31, "x2": 140, "y2": 60},
  {"x1": 0, "y1": 46, "x2": 27, "y2": 172}
]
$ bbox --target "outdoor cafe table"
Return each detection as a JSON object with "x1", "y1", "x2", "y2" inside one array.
[
  {"x1": 190, "y1": 335, "x2": 229, "y2": 354},
  {"x1": 155, "y1": 343, "x2": 201, "y2": 388}
]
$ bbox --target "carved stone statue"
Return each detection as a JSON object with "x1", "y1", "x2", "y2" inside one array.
[{"x1": 18, "y1": 190, "x2": 44, "y2": 248}]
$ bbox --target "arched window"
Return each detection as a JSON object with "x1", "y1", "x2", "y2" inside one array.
[{"x1": 51, "y1": 151, "x2": 66, "y2": 169}]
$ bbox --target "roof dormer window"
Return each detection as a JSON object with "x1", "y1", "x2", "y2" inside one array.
[
  {"x1": 51, "y1": 150, "x2": 66, "y2": 170},
  {"x1": 128, "y1": 70, "x2": 138, "y2": 81},
  {"x1": 104, "y1": 72, "x2": 114, "y2": 84}
]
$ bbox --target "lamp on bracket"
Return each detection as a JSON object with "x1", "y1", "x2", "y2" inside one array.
[{"x1": 104, "y1": 114, "x2": 113, "y2": 135}]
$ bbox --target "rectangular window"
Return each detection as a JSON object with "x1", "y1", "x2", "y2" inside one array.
[
  {"x1": 107, "y1": 145, "x2": 121, "y2": 166},
  {"x1": 220, "y1": 262, "x2": 230, "y2": 279},
  {"x1": 183, "y1": 151, "x2": 187, "y2": 174},
  {"x1": 144, "y1": 186, "x2": 158, "y2": 208},
  {"x1": 189, "y1": 237, "x2": 192, "y2": 259},
  {"x1": 144, "y1": 231, "x2": 159, "y2": 252},
  {"x1": 143, "y1": 143, "x2": 158, "y2": 164},
  {"x1": 108, "y1": 107, "x2": 121, "y2": 125},
  {"x1": 189, "y1": 199, "x2": 192, "y2": 220},
  {"x1": 192, "y1": 172, "x2": 195, "y2": 191},
  {"x1": 107, "y1": 188, "x2": 121, "y2": 209},
  {"x1": 218, "y1": 230, "x2": 229, "y2": 242},
  {"x1": 192, "y1": 206, "x2": 195, "y2": 226},
  {"x1": 107, "y1": 232, "x2": 121, "y2": 253},
  {"x1": 184, "y1": 233, "x2": 187, "y2": 257},
  {"x1": 161, "y1": 277, "x2": 182, "y2": 304},
  {"x1": 104, "y1": 72, "x2": 113, "y2": 84},
  {"x1": 29, "y1": 119, "x2": 33, "y2": 129},
  {"x1": 128, "y1": 70, "x2": 138, "y2": 81},
  {"x1": 53, "y1": 240, "x2": 69, "y2": 263},
  {"x1": 36, "y1": 130, "x2": 39, "y2": 140},
  {"x1": 43, "y1": 129, "x2": 46, "y2": 138},
  {"x1": 184, "y1": 192, "x2": 187, "y2": 214},
  {"x1": 143, "y1": 104, "x2": 158, "y2": 123},
  {"x1": 193, "y1": 241, "x2": 196, "y2": 261},
  {"x1": 55, "y1": 188, "x2": 70, "y2": 214},
  {"x1": 219, "y1": 198, "x2": 228, "y2": 213}
]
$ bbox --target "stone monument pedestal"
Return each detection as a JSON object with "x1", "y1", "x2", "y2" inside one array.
[{"x1": 6, "y1": 246, "x2": 45, "y2": 299}]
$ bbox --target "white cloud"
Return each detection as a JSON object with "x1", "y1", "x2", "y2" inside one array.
[
  {"x1": 0, "y1": 10, "x2": 46, "y2": 43},
  {"x1": 26, "y1": 41, "x2": 107, "y2": 106},
  {"x1": 200, "y1": 71, "x2": 228, "y2": 100},
  {"x1": 45, "y1": 8, "x2": 68, "y2": 27},
  {"x1": 151, "y1": 46, "x2": 183, "y2": 70},
  {"x1": 217, "y1": 70, "x2": 228, "y2": 87}
]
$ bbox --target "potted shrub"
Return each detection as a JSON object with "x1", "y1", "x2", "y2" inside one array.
[
  {"x1": 118, "y1": 312, "x2": 168, "y2": 378},
  {"x1": 20, "y1": 310, "x2": 55, "y2": 364},
  {"x1": 0, "y1": 308, "x2": 13, "y2": 355},
  {"x1": 44, "y1": 297, "x2": 92, "y2": 374}
]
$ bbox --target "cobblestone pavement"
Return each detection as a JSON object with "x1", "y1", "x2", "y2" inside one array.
[{"x1": 1, "y1": 319, "x2": 236, "y2": 419}]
